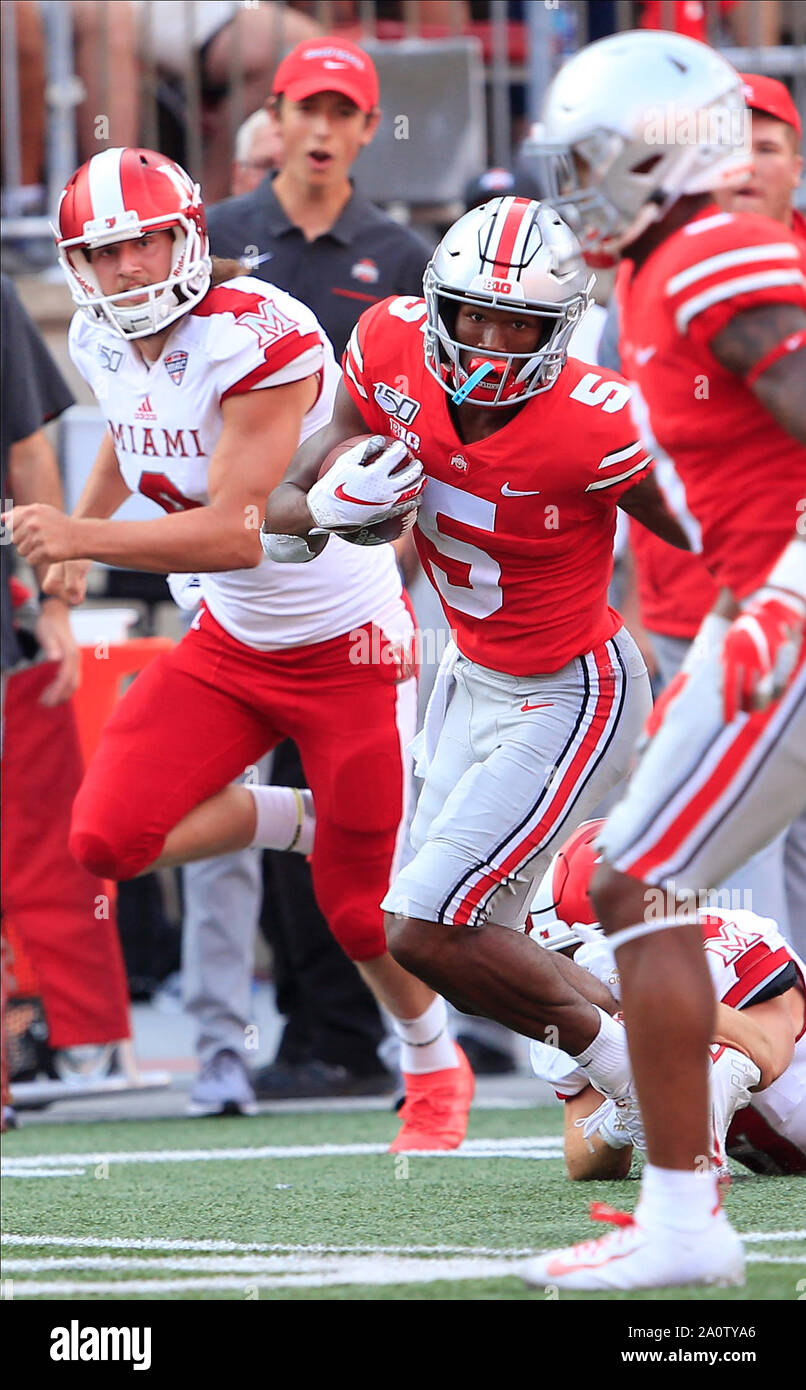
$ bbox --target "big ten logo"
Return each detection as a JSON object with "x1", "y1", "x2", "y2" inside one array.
[
  {"x1": 479, "y1": 278, "x2": 512, "y2": 295},
  {"x1": 244, "y1": 1023, "x2": 260, "y2": 1052},
  {"x1": 389, "y1": 418, "x2": 421, "y2": 451}
]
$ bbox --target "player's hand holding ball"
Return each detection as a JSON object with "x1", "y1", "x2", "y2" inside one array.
[{"x1": 306, "y1": 434, "x2": 425, "y2": 546}]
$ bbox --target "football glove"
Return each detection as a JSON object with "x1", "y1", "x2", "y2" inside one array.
[
  {"x1": 306, "y1": 435, "x2": 425, "y2": 532},
  {"x1": 721, "y1": 592, "x2": 805, "y2": 724}
]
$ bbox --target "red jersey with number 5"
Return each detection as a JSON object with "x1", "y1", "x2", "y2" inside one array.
[
  {"x1": 617, "y1": 206, "x2": 806, "y2": 601},
  {"x1": 342, "y1": 295, "x2": 654, "y2": 675}
]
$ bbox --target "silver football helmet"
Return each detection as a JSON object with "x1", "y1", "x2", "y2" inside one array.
[
  {"x1": 423, "y1": 196, "x2": 592, "y2": 407},
  {"x1": 523, "y1": 30, "x2": 751, "y2": 262}
]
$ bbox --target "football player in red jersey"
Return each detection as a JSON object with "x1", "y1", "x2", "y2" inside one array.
[
  {"x1": 521, "y1": 31, "x2": 806, "y2": 1288},
  {"x1": 263, "y1": 195, "x2": 693, "y2": 1122},
  {"x1": 4, "y1": 147, "x2": 481, "y2": 1152}
]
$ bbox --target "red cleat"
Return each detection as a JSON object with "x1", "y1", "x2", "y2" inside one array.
[{"x1": 389, "y1": 1045, "x2": 475, "y2": 1153}]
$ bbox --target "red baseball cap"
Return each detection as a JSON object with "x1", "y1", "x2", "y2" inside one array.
[
  {"x1": 740, "y1": 73, "x2": 802, "y2": 139},
  {"x1": 272, "y1": 37, "x2": 379, "y2": 112}
]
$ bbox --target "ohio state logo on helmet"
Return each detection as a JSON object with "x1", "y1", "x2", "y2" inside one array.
[
  {"x1": 55, "y1": 147, "x2": 212, "y2": 340},
  {"x1": 423, "y1": 196, "x2": 591, "y2": 408}
]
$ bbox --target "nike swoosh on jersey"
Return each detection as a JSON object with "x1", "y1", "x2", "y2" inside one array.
[
  {"x1": 521, "y1": 701, "x2": 553, "y2": 712},
  {"x1": 501, "y1": 482, "x2": 541, "y2": 497},
  {"x1": 635, "y1": 345, "x2": 657, "y2": 364}
]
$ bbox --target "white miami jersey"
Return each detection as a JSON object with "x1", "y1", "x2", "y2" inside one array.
[
  {"x1": 69, "y1": 276, "x2": 402, "y2": 648},
  {"x1": 530, "y1": 906, "x2": 805, "y2": 1106}
]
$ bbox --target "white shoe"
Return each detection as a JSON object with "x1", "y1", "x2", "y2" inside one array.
[
  {"x1": 578, "y1": 1083, "x2": 646, "y2": 1155},
  {"x1": 709, "y1": 1046, "x2": 760, "y2": 1172},
  {"x1": 522, "y1": 1207, "x2": 744, "y2": 1291},
  {"x1": 187, "y1": 1050, "x2": 257, "y2": 1117}
]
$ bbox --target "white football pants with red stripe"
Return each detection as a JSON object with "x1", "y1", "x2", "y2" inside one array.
[
  {"x1": 600, "y1": 641, "x2": 806, "y2": 895},
  {"x1": 383, "y1": 627, "x2": 651, "y2": 928}
]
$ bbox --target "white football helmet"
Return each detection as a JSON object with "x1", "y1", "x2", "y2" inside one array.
[
  {"x1": 55, "y1": 146, "x2": 211, "y2": 339},
  {"x1": 523, "y1": 30, "x2": 751, "y2": 262},
  {"x1": 423, "y1": 196, "x2": 592, "y2": 406}
]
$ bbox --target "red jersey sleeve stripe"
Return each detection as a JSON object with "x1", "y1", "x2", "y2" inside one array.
[
  {"x1": 343, "y1": 352, "x2": 368, "y2": 400},
  {"x1": 666, "y1": 242, "x2": 801, "y2": 296},
  {"x1": 220, "y1": 331, "x2": 321, "y2": 401},
  {"x1": 675, "y1": 269, "x2": 806, "y2": 333},
  {"x1": 722, "y1": 947, "x2": 792, "y2": 1009}
]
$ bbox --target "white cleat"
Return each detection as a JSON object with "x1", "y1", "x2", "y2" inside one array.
[
  {"x1": 522, "y1": 1207, "x2": 745, "y2": 1291},
  {"x1": 709, "y1": 1045, "x2": 760, "y2": 1172}
]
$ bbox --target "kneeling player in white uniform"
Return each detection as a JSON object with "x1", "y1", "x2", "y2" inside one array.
[{"x1": 526, "y1": 821, "x2": 805, "y2": 1191}]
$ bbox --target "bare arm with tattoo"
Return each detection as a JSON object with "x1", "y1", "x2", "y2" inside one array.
[{"x1": 710, "y1": 302, "x2": 806, "y2": 444}]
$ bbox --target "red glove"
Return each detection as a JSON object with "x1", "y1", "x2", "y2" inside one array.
[
  {"x1": 721, "y1": 594, "x2": 805, "y2": 724},
  {"x1": 644, "y1": 670, "x2": 688, "y2": 741}
]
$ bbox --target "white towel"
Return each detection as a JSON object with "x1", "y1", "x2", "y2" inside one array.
[{"x1": 411, "y1": 640, "x2": 460, "y2": 777}]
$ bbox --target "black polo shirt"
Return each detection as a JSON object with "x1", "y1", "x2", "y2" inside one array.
[{"x1": 206, "y1": 177, "x2": 432, "y2": 358}]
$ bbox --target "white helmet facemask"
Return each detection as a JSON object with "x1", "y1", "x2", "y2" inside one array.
[
  {"x1": 423, "y1": 197, "x2": 593, "y2": 407},
  {"x1": 523, "y1": 31, "x2": 752, "y2": 260},
  {"x1": 59, "y1": 208, "x2": 211, "y2": 340}
]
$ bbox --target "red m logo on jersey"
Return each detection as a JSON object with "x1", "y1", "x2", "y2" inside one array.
[
  {"x1": 235, "y1": 299, "x2": 296, "y2": 351},
  {"x1": 701, "y1": 915, "x2": 763, "y2": 965}
]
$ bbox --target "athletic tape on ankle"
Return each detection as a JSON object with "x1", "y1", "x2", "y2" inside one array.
[{"x1": 606, "y1": 917, "x2": 690, "y2": 952}]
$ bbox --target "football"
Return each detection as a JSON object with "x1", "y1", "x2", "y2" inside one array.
[{"x1": 317, "y1": 434, "x2": 419, "y2": 547}]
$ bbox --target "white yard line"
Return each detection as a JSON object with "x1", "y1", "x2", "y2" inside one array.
[
  {"x1": 1, "y1": 1135, "x2": 564, "y2": 1171},
  {"x1": 5, "y1": 1247, "x2": 804, "y2": 1297},
  {"x1": 1, "y1": 1234, "x2": 538, "y2": 1256},
  {"x1": 5, "y1": 1248, "x2": 805, "y2": 1276}
]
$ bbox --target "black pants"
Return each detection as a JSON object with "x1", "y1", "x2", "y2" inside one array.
[{"x1": 260, "y1": 740, "x2": 388, "y2": 1077}]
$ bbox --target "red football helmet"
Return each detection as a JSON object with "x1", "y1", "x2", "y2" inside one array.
[
  {"x1": 526, "y1": 819, "x2": 603, "y2": 949},
  {"x1": 55, "y1": 147, "x2": 211, "y2": 339}
]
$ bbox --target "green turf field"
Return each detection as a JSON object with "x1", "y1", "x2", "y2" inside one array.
[{"x1": 2, "y1": 1106, "x2": 804, "y2": 1300}]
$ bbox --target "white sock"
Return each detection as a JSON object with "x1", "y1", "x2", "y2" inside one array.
[
  {"x1": 246, "y1": 785, "x2": 315, "y2": 855},
  {"x1": 571, "y1": 1007, "x2": 631, "y2": 1096},
  {"x1": 392, "y1": 996, "x2": 458, "y2": 1075},
  {"x1": 637, "y1": 1162, "x2": 721, "y2": 1233}
]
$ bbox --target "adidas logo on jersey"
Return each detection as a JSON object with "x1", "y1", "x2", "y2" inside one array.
[{"x1": 134, "y1": 395, "x2": 157, "y2": 421}]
